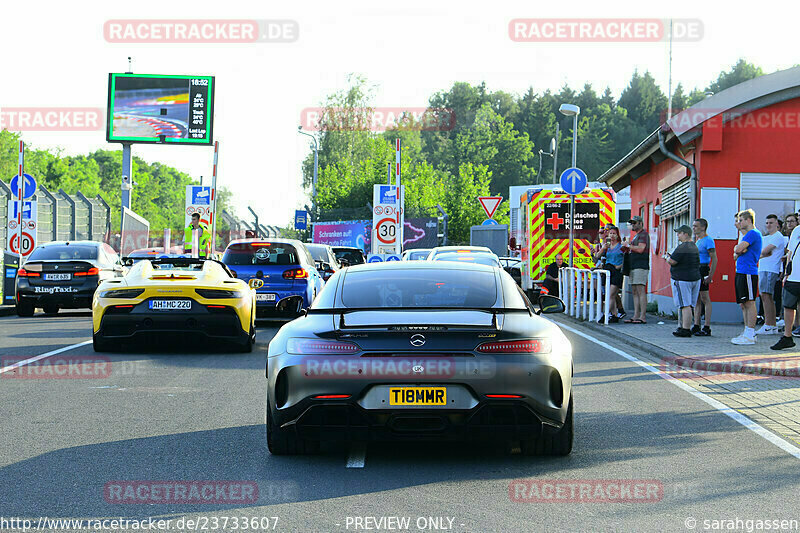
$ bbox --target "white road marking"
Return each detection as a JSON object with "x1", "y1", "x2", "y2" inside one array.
[
  {"x1": 0, "y1": 340, "x2": 92, "y2": 375},
  {"x1": 559, "y1": 323, "x2": 800, "y2": 460},
  {"x1": 346, "y1": 442, "x2": 367, "y2": 468}
]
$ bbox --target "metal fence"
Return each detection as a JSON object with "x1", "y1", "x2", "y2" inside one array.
[
  {"x1": 0, "y1": 180, "x2": 111, "y2": 250},
  {"x1": 560, "y1": 267, "x2": 612, "y2": 325}
]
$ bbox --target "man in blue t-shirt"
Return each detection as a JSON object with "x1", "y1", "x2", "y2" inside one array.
[
  {"x1": 691, "y1": 218, "x2": 717, "y2": 336},
  {"x1": 731, "y1": 209, "x2": 762, "y2": 345}
]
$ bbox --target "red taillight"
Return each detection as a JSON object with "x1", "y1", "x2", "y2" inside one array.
[
  {"x1": 287, "y1": 338, "x2": 360, "y2": 355},
  {"x1": 114, "y1": 305, "x2": 134, "y2": 309},
  {"x1": 283, "y1": 268, "x2": 308, "y2": 280},
  {"x1": 486, "y1": 394, "x2": 524, "y2": 399},
  {"x1": 17, "y1": 268, "x2": 40, "y2": 277},
  {"x1": 207, "y1": 305, "x2": 226, "y2": 309},
  {"x1": 74, "y1": 267, "x2": 99, "y2": 277},
  {"x1": 313, "y1": 394, "x2": 351, "y2": 399},
  {"x1": 476, "y1": 339, "x2": 551, "y2": 354}
]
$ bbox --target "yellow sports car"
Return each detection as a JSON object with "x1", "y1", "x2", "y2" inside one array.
[{"x1": 92, "y1": 257, "x2": 263, "y2": 352}]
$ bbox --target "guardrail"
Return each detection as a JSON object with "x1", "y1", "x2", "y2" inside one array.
[{"x1": 559, "y1": 267, "x2": 611, "y2": 325}]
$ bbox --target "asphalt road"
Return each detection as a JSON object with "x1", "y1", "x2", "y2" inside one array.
[{"x1": 1, "y1": 310, "x2": 799, "y2": 532}]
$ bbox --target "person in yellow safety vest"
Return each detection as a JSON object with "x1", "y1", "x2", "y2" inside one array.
[{"x1": 184, "y1": 212, "x2": 211, "y2": 257}]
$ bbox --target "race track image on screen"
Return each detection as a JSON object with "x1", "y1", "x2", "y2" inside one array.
[{"x1": 107, "y1": 73, "x2": 214, "y2": 145}]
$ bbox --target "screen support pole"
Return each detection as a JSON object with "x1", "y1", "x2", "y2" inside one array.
[{"x1": 121, "y1": 142, "x2": 133, "y2": 231}]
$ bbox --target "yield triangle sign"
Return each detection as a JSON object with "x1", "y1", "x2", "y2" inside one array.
[{"x1": 478, "y1": 196, "x2": 503, "y2": 219}]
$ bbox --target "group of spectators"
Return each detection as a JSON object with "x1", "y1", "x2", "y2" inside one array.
[
  {"x1": 663, "y1": 209, "x2": 800, "y2": 350},
  {"x1": 581, "y1": 209, "x2": 800, "y2": 350},
  {"x1": 589, "y1": 216, "x2": 651, "y2": 324}
]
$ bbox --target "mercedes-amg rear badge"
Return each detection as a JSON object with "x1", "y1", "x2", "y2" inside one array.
[{"x1": 410, "y1": 334, "x2": 426, "y2": 347}]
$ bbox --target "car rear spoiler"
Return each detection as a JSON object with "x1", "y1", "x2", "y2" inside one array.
[{"x1": 307, "y1": 307, "x2": 531, "y2": 331}]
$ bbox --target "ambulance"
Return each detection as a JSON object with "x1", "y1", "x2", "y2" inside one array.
[{"x1": 519, "y1": 183, "x2": 616, "y2": 296}]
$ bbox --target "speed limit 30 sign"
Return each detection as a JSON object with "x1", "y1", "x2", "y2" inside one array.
[
  {"x1": 7, "y1": 199, "x2": 37, "y2": 257},
  {"x1": 9, "y1": 231, "x2": 35, "y2": 257},
  {"x1": 375, "y1": 217, "x2": 397, "y2": 244}
]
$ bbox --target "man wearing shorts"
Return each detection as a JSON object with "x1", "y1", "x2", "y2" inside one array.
[
  {"x1": 772, "y1": 221, "x2": 800, "y2": 350},
  {"x1": 784, "y1": 213, "x2": 800, "y2": 336},
  {"x1": 732, "y1": 209, "x2": 762, "y2": 345},
  {"x1": 756, "y1": 214, "x2": 786, "y2": 335},
  {"x1": 665, "y1": 225, "x2": 701, "y2": 337},
  {"x1": 692, "y1": 218, "x2": 717, "y2": 336},
  {"x1": 625, "y1": 216, "x2": 650, "y2": 323}
]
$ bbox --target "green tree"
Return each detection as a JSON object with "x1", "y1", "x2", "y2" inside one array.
[
  {"x1": 707, "y1": 59, "x2": 764, "y2": 94},
  {"x1": 454, "y1": 104, "x2": 535, "y2": 195},
  {"x1": 617, "y1": 70, "x2": 669, "y2": 133}
]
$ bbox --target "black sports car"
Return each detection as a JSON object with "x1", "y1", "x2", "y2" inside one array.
[{"x1": 265, "y1": 261, "x2": 572, "y2": 455}]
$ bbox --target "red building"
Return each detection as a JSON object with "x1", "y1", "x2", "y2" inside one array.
[{"x1": 600, "y1": 67, "x2": 800, "y2": 323}]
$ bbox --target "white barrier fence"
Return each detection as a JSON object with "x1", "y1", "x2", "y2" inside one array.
[{"x1": 559, "y1": 267, "x2": 611, "y2": 325}]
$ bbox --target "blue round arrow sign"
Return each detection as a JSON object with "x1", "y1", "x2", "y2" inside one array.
[
  {"x1": 9, "y1": 174, "x2": 36, "y2": 200},
  {"x1": 559, "y1": 167, "x2": 587, "y2": 195}
]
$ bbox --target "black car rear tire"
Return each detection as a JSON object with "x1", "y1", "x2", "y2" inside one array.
[
  {"x1": 236, "y1": 326, "x2": 255, "y2": 353},
  {"x1": 92, "y1": 333, "x2": 113, "y2": 353},
  {"x1": 266, "y1": 399, "x2": 319, "y2": 455},
  {"x1": 16, "y1": 300, "x2": 35, "y2": 317},
  {"x1": 522, "y1": 395, "x2": 573, "y2": 456},
  {"x1": 43, "y1": 304, "x2": 59, "y2": 315}
]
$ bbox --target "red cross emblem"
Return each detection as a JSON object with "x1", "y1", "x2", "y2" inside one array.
[{"x1": 547, "y1": 212, "x2": 565, "y2": 230}]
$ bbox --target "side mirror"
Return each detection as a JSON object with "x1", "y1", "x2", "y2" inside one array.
[
  {"x1": 321, "y1": 262, "x2": 333, "y2": 273},
  {"x1": 339, "y1": 258, "x2": 350, "y2": 267},
  {"x1": 249, "y1": 278, "x2": 264, "y2": 289},
  {"x1": 537, "y1": 294, "x2": 565, "y2": 315}
]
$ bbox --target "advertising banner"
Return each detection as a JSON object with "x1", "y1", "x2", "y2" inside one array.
[{"x1": 312, "y1": 221, "x2": 370, "y2": 251}]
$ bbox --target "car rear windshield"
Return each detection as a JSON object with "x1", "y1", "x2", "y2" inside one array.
[
  {"x1": 407, "y1": 250, "x2": 430, "y2": 260},
  {"x1": 304, "y1": 245, "x2": 328, "y2": 262},
  {"x1": 28, "y1": 245, "x2": 97, "y2": 261},
  {"x1": 334, "y1": 249, "x2": 365, "y2": 264},
  {"x1": 222, "y1": 243, "x2": 299, "y2": 266},
  {"x1": 433, "y1": 253, "x2": 500, "y2": 267},
  {"x1": 341, "y1": 269, "x2": 498, "y2": 308}
]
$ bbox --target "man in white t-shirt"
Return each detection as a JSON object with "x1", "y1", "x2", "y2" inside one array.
[
  {"x1": 771, "y1": 224, "x2": 800, "y2": 350},
  {"x1": 757, "y1": 214, "x2": 787, "y2": 335}
]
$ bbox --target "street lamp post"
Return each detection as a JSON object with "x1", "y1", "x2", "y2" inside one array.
[
  {"x1": 559, "y1": 103, "x2": 581, "y2": 267},
  {"x1": 297, "y1": 126, "x2": 318, "y2": 221}
]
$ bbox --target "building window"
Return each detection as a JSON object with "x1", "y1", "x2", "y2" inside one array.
[{"x1": 665, "y1": 211, "x2": 691, "y2": 252}]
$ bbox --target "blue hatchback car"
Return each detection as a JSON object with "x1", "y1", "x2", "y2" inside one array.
[{"x1": 221, "y1": 239, "x2": 324, "y2": 319}]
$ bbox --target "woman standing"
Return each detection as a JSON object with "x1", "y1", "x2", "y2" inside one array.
[{"x1": 593, "y1": 226, "x2": 624, "y2": 323}]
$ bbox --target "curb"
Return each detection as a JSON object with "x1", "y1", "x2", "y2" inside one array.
[{"x1": 552, "y1": 314, "x2": 800, "y2": 379}]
